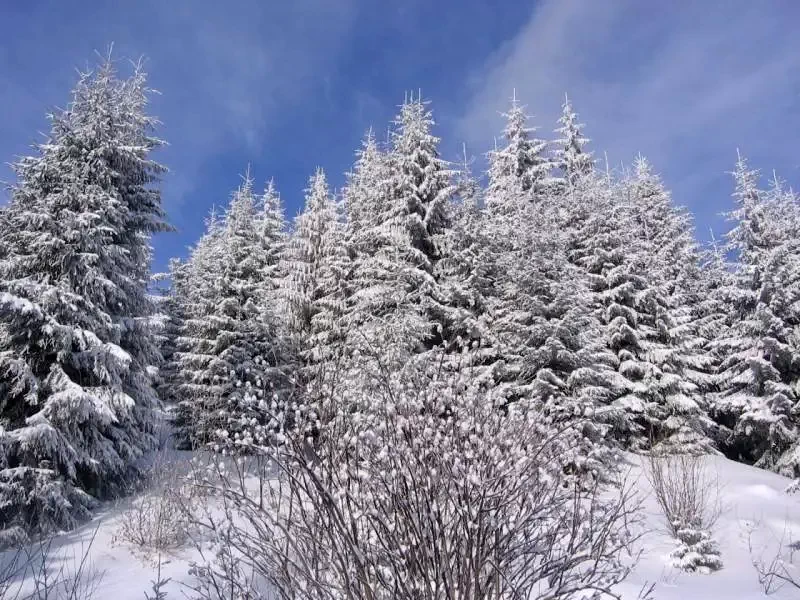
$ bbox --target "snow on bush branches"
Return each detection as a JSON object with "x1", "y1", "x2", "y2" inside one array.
[{"x1": 184, "y1": 351, "x2": 643, "y2": 600}]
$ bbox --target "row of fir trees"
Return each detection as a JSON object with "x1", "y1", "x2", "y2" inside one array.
[{"x1": 0, "y1": 60, "x2": 799, "y2": 538}]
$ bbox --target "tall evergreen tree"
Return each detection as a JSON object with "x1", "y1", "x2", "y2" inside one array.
[
  {"x1": 624, "y1": 158, "x2": 718, "y2": 453},
  {"x1": 435, "y1": 150, "x2": 496, "y2": 387},
  {"x1": 711, "y1": 154, "x2": 800, "y2": 474},
  {"x1": 257, "y1": 179, "x2": 288, "y2": 313},
  {"x1": 281, "y1": 169, "x2": 350, "y2": 374},
  {"x1": 169, "y1": 210, "x2": 226, "y2": 447},
  {"x1": 486, "y1": 93, "x2": 554, "y2": 215},
  {"x1": 0, "y1": 58, "x2": 167, "y2": 533},
  {"x1": 343, "y1": 129, "x2": 388, "y2": 256},
  {"x1": 344, "y1": 97, "x2": 457, "y2": 377},
  {"x1": 560, "y1": 169, "x2": 664, "y2": 448},
  {"x1": 482, "y1": 103, "x2": 605, "y2": 423},
  {"x1": 171, "y1": 175, "x2": 289, "y2": 450},
  {"x1": 554, "y1": 94, "x2": 594, "y2": 188}
]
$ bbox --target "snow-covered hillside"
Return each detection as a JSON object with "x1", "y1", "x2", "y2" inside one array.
[
  {"x1": 1, "y1": 453, "x2": 797, "y2": 599},
  {"x1": 619, "y1": 454, "x2": 800, "y2": 599}
]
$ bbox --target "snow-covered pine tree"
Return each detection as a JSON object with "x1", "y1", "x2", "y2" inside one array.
[
  {"x1": 712, "y1": 154, "x2": 800, "y2": 474},
  {"x1": 169, "y1": 210, "x2": 226, "y2": 448},
  {"x1": 152, "y1": 258, "x2": 187, "y2": 411},
  {"x1": 343, "y1": 96, "x2": 458, "y2": 378},
  {"x1": 343, "y1": 129, "x2": 389, "y2": 259},
  {"x1": 558, "y1": 167, "x2": 662, "y2": 449},
  {"x1": 660, "y1": 242, "x2": 730, "y2": 453},
  {"x1": 486, "y1": 92, "x2": 554, "y2": 215},
  {"x1": 433, "y1": 148, "x2": 496, "y2": 389},
  {"x1": 553, "y1": 94, "x2": 594, "y2": 189},
  {"x1": 110, "y1": 62, "x2": 173, "y2": 423},
  {"x1": 510, "y1": 192, "x2": 609, "y2": 426},
  {"x1": 171, "y1": 174, "x2": 290, "y2": 451},
  {"x1": 0, "y1": 58, "x2": 168, "y2": 534},
  {"x1": 482, "y1": 96, "x2": 605, "y2": 409},
  {"x1": 281, "y1": 169, "x2": 350, "y2": 377},
  {"x1": 257, "y1": 179, "x2": 289, "y2": 316},
  {"x1": 213, "y1": 172, "x2": 291, "y2": 450},
  {"x1": 146, "y1": 269, "x2": 177, "y2": 411},
  {"x1": 473, "y1": 112, "x2": 614, "y2": 474},
  {"x1": 624, "y1": 158, "x2": 719, "y2": 454}
]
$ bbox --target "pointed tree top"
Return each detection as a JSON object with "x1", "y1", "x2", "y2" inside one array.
[
  {"x1": 730, "y1": 150, "x2": 761, "y2": 202},
  {"x1": 304, "y1": 167, "x2": 331, "y2": 210},
  {"x1": 206, "y1": 204, "x2": 221, "y2": 233},
  {"x1": 262, "y1": 177, "x2": 282, "y2": 212}
]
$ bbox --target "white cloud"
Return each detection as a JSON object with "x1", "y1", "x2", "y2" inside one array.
[
  {"x1": 135, "y1": 0, "x2": 360, "y2": 210},
  {"x1": 457, "y1": 0, "x2": 800, "y2": 230}
]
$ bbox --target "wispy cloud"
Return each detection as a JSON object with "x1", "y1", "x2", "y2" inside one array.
[
  {"x1": 139, "y1": 0, "x2": 360, "y2": 207},
  {"x1": 457, "y1": 0, "x2": 800, "y2": 235},
  {"x1": 0, "y1": 0, "x2": 359, "y2": 211}
]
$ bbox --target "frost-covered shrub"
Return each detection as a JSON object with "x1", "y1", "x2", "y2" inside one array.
[
  {"x1": 669, "y1": 527, "x2": 723, "y2": 573},
  {"x1": 114, "y1": 450, "x2": 195, "y2": 556},
  {"x1": 185, "y1": 352, "x2": 640, "y2": 600}
]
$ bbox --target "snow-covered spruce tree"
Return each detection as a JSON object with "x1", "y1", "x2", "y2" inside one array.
[
  {"x1": 343, "y1": 97, "x2": 458, "y2": 380},
  {"x1": 212, "y1": 172, "x2": 292, "y2": 451},
  {"x1": 169, "y1": 211, "x2": 226, "y2": 448},
  {"x1": 150, "y1": 257, "x2": 189, "y2": 411},
  {"x1": 146, "y1": 269, "x2": 179, "y2": 413},
  {"x1": 553, "y1": 94, "x2": 594, "y2": 189},
  {"x1": 281, "y1": 169, "x2": 350, "y2": 378},
  {"x1": 486, "y1": 93, "x2": 555, "y2": 214},
  {"x1": 557, "y1": 168, "x2": 664, "y2": 449},
  {"x1": 342, "y1": 129, "x2": 389, "y2": 259},
  {"x1": 511, "y1": 196, "x2": 614, "y2": 444},
  {"x1": 711, "y1": 154, "x2": 800, "y2": 474},
  {"x1": 659, "y1": 245, "x2": 730, "y2": 453},
  {"x1": 624, "y1": 158, "x2": 720, "y2": 454},
  {"x1": 256, "y1": 179, "x2": 289, "y2": 316},
  {"x1": 475, "y1": 109, "x2": 617, "y2": 474},
  {"x1": 0, "y1": 58, "x2": 168, "y2": 534},
  {"x1": 172, "y1": 175, "x2": 290, "y2": 451},
  {"x1": 433, "y1": 149, "x2": 497, "y2": 389},
  {"x1": 111, "y1": 63, "x2": 173, "y2": 419}
]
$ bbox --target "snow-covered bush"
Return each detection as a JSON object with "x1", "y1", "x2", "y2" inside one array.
[
  {"x1": 668, "y1": 528, "x2": 723, "y2": 574},
  {"x1": 184, "y1": 351, "x2": 641, "y2": 600},
  {"x1": 645, "y1": 453, "x2": 723, "y2": 572}
]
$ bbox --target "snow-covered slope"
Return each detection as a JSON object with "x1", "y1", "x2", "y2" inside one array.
[
  {"x1": 2, "y1": 453, "x2": 798, "y2": 599},
  {"x1": 619, "y1": 453, "x2": 799, "y2": 599}
]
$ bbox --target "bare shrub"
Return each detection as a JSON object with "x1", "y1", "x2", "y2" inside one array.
[
  {"x1": 0, "y1": 525, "x2": 102, "y2": 599},
  {"x1": 748, "y1": 520, "x2": 800, "y2": 594},
  {"x1": 644, "y1": 452, "x2": 723, "y2": 572},
  {"x1": 113, "y1": 449, "x2": 196, "y2": 557},
  {"x1": 182, "y1": 351, "x2": 643, "y2": 600},
  {"x1": 645, "y1": 453, "x2": 721, "y2": 537}
]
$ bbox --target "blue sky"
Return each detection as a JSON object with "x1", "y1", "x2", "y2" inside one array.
[{"x1": 1, "y1": 0, "x2": 798, "y2": 272}]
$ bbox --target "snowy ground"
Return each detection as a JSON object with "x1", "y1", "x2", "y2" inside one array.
[
  {"x1": 2, "y1": 453, "x2": 798, "y2": 599},
  {"x1": 617, "y1": 453, "x2": 800, "y2": 599}
]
